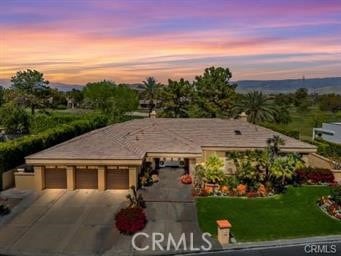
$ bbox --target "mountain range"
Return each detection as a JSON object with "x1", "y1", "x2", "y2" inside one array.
[{"x1": 1, "y1": 77, "x2": 341, "y2": 94}]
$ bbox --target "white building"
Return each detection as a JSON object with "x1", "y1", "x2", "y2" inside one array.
[{"x1": 313, "y1": 122, "x2": 341, "y2": 144}]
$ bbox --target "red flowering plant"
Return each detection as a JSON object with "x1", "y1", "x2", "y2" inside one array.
[
  {"x1": 295, "y1": 167, "x2": 335, "y2": 184},
  {"x1": 180, "y1": 174, "x2": 192, "y2": 185},
  {"x1": 115, "y1": 207, "x2": 147, "y2": 235}
]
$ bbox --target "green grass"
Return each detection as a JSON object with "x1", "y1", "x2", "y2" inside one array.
[
  {"x1": 196, "y1": 186, "x2": 341, "y2": 242},
  {"x1": 264, "y1": 107, "x2": 341, "y2": 141}
]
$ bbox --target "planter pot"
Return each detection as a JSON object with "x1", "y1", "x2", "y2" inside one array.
[{"x1": 204, "y1": 183, "x2": 219, "y2": 193}]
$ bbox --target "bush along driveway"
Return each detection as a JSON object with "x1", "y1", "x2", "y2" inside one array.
[{"x1": 196, "y1": 186, "x2": 341, "y2": 242}]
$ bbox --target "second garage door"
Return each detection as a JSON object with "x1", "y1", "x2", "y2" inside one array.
[
  {"x1": 106, "y1": 169, "x2": 129, "y2": 189},
  {"x1": 75, "y1": 168, "x2": 98, "y2": 189},
  {"x1": 45, "y1": 168, "x2": 67, "y2": 189}
]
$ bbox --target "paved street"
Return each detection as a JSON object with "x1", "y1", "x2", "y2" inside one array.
[{"x1": 184, "y1": 241, "x2": 341, "y2": 256}]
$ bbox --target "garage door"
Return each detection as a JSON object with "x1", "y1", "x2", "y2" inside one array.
[
  {"x1": 45, "y1": 168, "x2": 67, "y2": 189},
  {"x1": 106, "y1": 169, "x2": 129, "y2": 189},
  {"x1": 75, "y1": 168, "x2": 98, "y2": 189}
]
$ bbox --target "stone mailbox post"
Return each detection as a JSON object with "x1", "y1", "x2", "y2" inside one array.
[{"x1": 216, "y1": 219, "x2": 232, "y2": 247}]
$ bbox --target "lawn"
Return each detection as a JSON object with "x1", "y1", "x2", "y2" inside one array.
[
  {"x1": 196, "y1": 186, "x2": 341, "y2": 242},
  {"x1": 264, "y1": 107, "x2": 341, "y2": 141}
]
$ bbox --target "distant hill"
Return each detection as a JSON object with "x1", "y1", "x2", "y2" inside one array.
[
  {"x1": 236, "y1": 77, "x2": 341, "y2": 94},
  {"x1": 1, "y1": 77, "x2": 341, "y2": 94},
  {"x1": 0, "y1": 79, "x2": 83, "y2": 91}
]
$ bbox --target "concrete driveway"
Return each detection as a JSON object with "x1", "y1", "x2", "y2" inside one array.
[
  {"x1": 131, "y1": 168, "x2": 220, "y2": 255},
  {"x1": 0, "y1": 189, "x2": 130, "y2": 256},
  {"x1": 0, "y1": 168, "x2": 219, "y2": 256}
]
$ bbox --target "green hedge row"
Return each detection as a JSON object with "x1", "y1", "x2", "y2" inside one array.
[
  {"x1": 312, "y1": 139, "x2": 341, "y2": 157},
  {"x1": 261, "y1": 124, "x2": 300, "y2": 139},
  {"x1": 0, "y1": 115, "x2": 108, "y2": 176}
]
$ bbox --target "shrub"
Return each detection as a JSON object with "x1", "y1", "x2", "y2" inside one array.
[
  {"x1": 115, "y1": 207, "x2": 147, "y2": 235},
  {"x1": 0, "y1": 115, "x2": 107, "y2": 175},
  {"x1": 0, "y1": 103, "x2": 30, "y2": 135},
  {"x1": 257, "y1": 184, "x2": 267, "y2": 196},
  {"x1": 295, "y1": 167, "x2": 335, "y2": 184},
  {"x1": 236, "y1": 184, "x2": 247, "y2": 196},
  {"x1": 200, "y1": 155, "x2": 226, "y2": 184},
  {"x1": 313, "y1": 139, "x2": 341, "y2": 158},
  {"x1": 180, "y1": 174, "x2": 192, "y2": 184},
  {"x1": 331, "y1": 185, "x2": 341, "y2": 205}
]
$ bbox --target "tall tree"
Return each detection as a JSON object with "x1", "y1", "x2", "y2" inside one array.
[
  {"x1": 66, "y1": 88, "x2": 83, "y2": 108},
  {"x1": 293, "y1": 87, "x2": 310, "y2": 111},
  {"x1": 83, "y1": 80, "x2": 116, "y2": 113},
  {"x1": 11, "y1": 69, "x2": 50, "y2": 114},
  {"x1": 0, "y1": 103, "x2": 30, "y2": 135},
  {"x1": 191, "y1": 66, "x2": 237, "y2": 118},
  {"x1": 233, "y1": 91, "x2": 276, "y2": 124},
  {"x1": 111, "y1": 85, "x2": 139, "y2": 121},
  {"x1": 142, "y1": 77, "x2": 161, "y2": 116},
  {"x1": 83, "y1": 81, "x2": 138, "y2": 121},
  {"x1": 159, "y1": 78, "x2": 192, "y2": 118}
]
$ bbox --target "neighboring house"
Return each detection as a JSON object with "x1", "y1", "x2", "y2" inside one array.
[
  {"x1": 21, "y1": 115, "x2": 316, "y2": 191},
  {"x1": 138, "y1": 99, "x2": 161, "y2": 110},
  {"x1": 313, "y1": 122, "x2": 341, "y2": 144}
]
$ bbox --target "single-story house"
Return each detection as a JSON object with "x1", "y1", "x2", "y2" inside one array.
[{"x1": 19, "y1": 114, "x2": 317, "y2": 191}]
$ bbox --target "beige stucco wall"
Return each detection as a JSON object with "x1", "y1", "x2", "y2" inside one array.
[
  {"x1": 332, "y1": 170, "x2": 341, "y2": 183},
  {"x1": 97, "y1": 166, "x2": 105, "y2": 191},
  {"x1": 129, "y1": 167, "x2": 138, "y2": 188},
  {"x1": 2, "y1": 169, "x2": 15, "y2": 190},
  {"x1": 25, "y1": 164, "x2": 140, "y2": 191},
  {"x1": 66, "y1": 166, "x2": 75, "y2": 191},
  {"x1": 202, "y1": 150, "x2": 225, "y2": 161},
  {"x1": 15, "y1": 172, "x2": 35, "y2": 190},
  {"x1": 34, "y1": 166, "x2": 45, "y2": 191}
]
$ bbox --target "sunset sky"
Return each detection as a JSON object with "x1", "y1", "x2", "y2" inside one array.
[{"x1": 1, "y1": 0, "x2": 341, "y2": 84}]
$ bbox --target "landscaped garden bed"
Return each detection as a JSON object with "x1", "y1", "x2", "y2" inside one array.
[
  {"x1": 139, "y1": 162, "x2": 159, "y2": 188},
  {"x1": 193, "y1": 135, "x2": 340, "y2": 242},
  {"x1": 115, "y1": 186, "x2": 147, "y2": 235},
  {"x1": 192, "y1": 136, "x2": 311, "y2": 198},
  {"x1": 196, "y1": 186, "x2": 341, "y2": 242},
  {"x1": 318, "y1": 185, "x2": 341, "y2": 220}
]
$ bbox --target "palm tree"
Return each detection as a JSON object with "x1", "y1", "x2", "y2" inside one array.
[
  {"x1": 233, "y1": 91, "x2": 276, "y2": 124},
  {"x1": 142, "y1": 77, "x2": 160, "y2": 116}
]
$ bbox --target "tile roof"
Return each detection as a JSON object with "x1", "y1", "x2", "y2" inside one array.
[{"x1": 26, "y1": 118, "x2": 316, "y2": 160}]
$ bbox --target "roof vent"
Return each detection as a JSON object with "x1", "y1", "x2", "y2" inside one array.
[
  {"x1": 150, "y1": 110, "x2": 157, "y2": 118},
  {"x1": 234, "y1": 130, "x2": 242, "y2": 135},
  {"x1": 238, "y1": 112, "x2": 248, "y2": 122}
]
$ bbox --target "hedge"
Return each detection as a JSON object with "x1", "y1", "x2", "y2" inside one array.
[
  {"x1": 261, "y1": 124, "x2": 300, "y2": 139},
  {"x1": 0, "y1": 115, "x2": 108, "y2": 178},
  {"x1": 312, "y1": 139, "x2": 341, "y2": 157}
]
